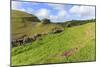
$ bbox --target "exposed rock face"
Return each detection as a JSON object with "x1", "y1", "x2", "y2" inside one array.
[
  {"x1": 11, "y1": 28, "x2": 64, "y2": 47},
  {"x1": 11, "y1": 33, "x2": 43, "y2": 47}
]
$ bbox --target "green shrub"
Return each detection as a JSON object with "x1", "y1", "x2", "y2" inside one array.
[{"x1": 41, "y1": 18, "x2": 51, "y2": 24}]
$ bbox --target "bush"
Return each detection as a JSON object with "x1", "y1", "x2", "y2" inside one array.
[{"x1": 41, "y1": 18, "x2": 51, "y2": 24}]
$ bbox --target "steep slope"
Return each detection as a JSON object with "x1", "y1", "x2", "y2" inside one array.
[
  {"x1": 11, "y1": 10, "x2": 40, "y2": 40},
  {"x1": 11, "y1": 10, "x2": 63, "y2": 40},
  {"x1": 12, "y1": 22, "x2": 96, "y2": 66}
]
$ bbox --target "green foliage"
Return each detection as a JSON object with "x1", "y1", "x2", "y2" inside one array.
[
  {"x1": 41, "y1": 18, "x2": 51, "y2": 24},
  {"x1": 63, "y1": 19, "x2": 96, "y2": 27}
]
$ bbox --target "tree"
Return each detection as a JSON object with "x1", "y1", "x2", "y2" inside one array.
[{"x1": 41, "y1": 18, "x2": 51, "y2": 24}]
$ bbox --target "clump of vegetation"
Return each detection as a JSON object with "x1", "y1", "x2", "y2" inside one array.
[{"x1": 41, "y1": 18, "x2": 51, "y2": 24}]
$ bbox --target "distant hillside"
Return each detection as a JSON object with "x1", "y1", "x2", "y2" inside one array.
[
  {"x1": 11, "y1": 10, "x2": 40, "y2": 40},
  {"x1": 12, "y1": 10, "x2": 41, "y2": 23},
  {"x1": 57, "y1": 19, "x2": 96, "y2": 27},
  {"x1": 11, "y1": 10, "x2": 63, "y2": 40}
]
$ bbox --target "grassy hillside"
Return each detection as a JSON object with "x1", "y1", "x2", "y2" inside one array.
[
  {"x1": 11, "y1": 10, "x2": 40, "y2": 39},
  {"x1": 11, "y1": 10, "x2": 63, "y2": 40},
  {"x1": 31, "y1": 23, "x2": 64, "y2": 35},
  {"x1": 12, "y1": 22, "x2": 96, "y2": 66}
]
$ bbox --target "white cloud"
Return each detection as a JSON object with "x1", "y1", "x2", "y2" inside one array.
[
  {"x1": 50, "y1": 10, "x2": 69, "y2": 22},
  {"x1": 34, "y1": 9, "x2": 50, "y2": 20},
  {"x1": 48, "y1": 3, "x2": 70, "y2": 22},
  {"x1": 69, "y1": 5, "x2": 95, "y2": 19},
  {"x1": 34, "y1": 4, "x2": 69, "y2": 22},
  {"x1": 34, "y1": 6, "x2": 69, "y2": 22},
  {"x1": 58, "y1": 10, "x2": 68, "y2": 17}
]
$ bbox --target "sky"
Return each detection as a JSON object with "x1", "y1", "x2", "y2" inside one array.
[{"x1": 12, "y1": 1, "x2": 95, "y2": 22}]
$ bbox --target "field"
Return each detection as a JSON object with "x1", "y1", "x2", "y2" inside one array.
[{"x1": 12, "y1": 22, "x2": 96, "y2": 66}]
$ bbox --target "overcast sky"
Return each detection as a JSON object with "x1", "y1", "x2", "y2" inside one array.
[{"x1": 12, "y1": 1, "x2": 95, "y2": 22}]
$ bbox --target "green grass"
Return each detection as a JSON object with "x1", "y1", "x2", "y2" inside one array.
[
  {"x1": 31, "y1": 23, "x2": 64, "y2": 34},
  {"x1": 12, "y1": 23, "x2": 96, "y2": 66}
]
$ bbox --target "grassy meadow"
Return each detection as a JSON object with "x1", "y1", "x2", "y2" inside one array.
[{"x1": 11, "y1": 10, "x2": 96, "y2": 66}]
